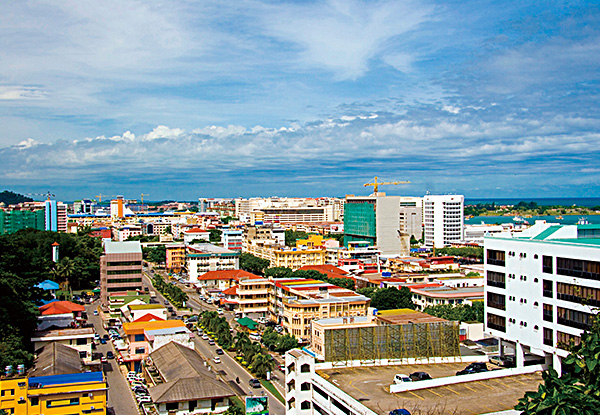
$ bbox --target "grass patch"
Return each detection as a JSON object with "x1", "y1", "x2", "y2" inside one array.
[
  {"x1": 259, "y1": 379, "x2": 284, "y2": 403},
  {"x1": 231, "y1": 395, "x2": 246, "y2": 411}
]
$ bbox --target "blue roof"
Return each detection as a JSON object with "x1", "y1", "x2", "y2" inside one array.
[
  {"x1": 36, "y1": 280, "x2": 60, "y2": 290},
  {"x1": 29, "y1": 371, "x2": 104, "y2": 387}
]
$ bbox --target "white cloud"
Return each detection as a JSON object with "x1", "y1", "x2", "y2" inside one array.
[{"x1": 0, "y1": 86, "x2": 47, "y2": 100}]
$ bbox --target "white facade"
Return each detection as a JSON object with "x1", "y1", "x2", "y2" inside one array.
[
  {"x1": 423, "y1": 195, "x2": 464, "y2": 248},
  {"x1": 485, "y1": 221, "x2": 600, "y2": 374}
]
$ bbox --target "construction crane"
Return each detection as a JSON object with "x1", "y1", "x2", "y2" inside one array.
[
  {"x1": 140, "y1": 193, "x2": 150, "y2": 204},
  {"x1": 95, "y1": 194, "x2": 115, "y2": 203},
  {"x1": 363, "y1": 176, "x2": 410, "y2": 193},
  {"x1": 26, "y1": 191, "x2": 55, "y2": 200}
]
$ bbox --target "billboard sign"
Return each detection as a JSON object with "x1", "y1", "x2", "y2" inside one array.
[{"x1": 246, "y1": 396, "x2": 268, "y2": 415}]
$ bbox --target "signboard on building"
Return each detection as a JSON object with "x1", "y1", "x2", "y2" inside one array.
[{"x1": 246, "y1": 396, "x2": 268, "y2": 415}]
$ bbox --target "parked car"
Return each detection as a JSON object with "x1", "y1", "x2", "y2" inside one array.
[
  {"x1": 409, "y1": 372, "x2": 432, "y2": 381},
  {"x1": 389, "y1": 410, "x2": 411, "y2": 415},
  {"x1": 93, "y1": 310, "x2": 99, "y2": 316},
  {"x1": 489, "y1": 355, "x2": 515, "y2": 368},
  {"x1": 208, "y1": 339, "x2": 215, "y2": 346},
  {"x1": 456, "y1": 362, "x2": 489, "y2": 376},
  {"x1": 100, "y1": 338, "x2": 107, "y2": 344},
  {"x1": 103, "y1": 334, "x2": 109, "y2": 340},
  {"x1": 133, "y1": 386, "x2": 148, "y2": 395},
  {"x1": 137, "y1": 395, "x2": 152, "y2": 403},
  {"x1": 106, "y1": 351, "x2": 114, "y2": 359},
  {"x1": 249, "y1": 378, "x2": 261, "y2": 388},
  {"x1": 202, "y1": 334, "x2": 209, "y2": 340},
  {"x1": 278, "y1": 364, "x2": 285, "y2": 372},
  {"x1": 213, "y1": 357, "x2": 221, "y2": 364},
  {"x1": 100, "y1": 356, "x2": 107, "y2": 363},
  {"x1": 164, "y1": 300, "x2": 169, "y2": 305},
  {"x1": 217, "y1": 308, "x2": 224, "y2": 315},
  {"x1": 393, "y1": 374, "x2": 412, "y2": 384},
  {"x1": 216, "y1": 348, "x2": 224, "y2": 355}
]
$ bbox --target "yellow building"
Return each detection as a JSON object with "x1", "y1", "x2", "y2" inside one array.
[
  {"x1": 245, "y1": 242, "x2": 326, "y2": 270},
  {"x1": 166, "y1": 244, "x2": 186, "y2": 273},
  {"x1": 0, "y1": 371, "x2": 107, "y2": 415},
  {"x1": 295, "y1": 234, "x2": 338, "y2": 249}
]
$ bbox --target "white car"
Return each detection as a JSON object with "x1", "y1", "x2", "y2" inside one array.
[
  {"x1": 137, "y1": 395, "x2": 152, "y2": 403},
  {"x1": 213, "y1": 357, "x2": 221, "y2": 364},
  {"x1": 202, "y1": 334, "x2": 209, "y2": 340},
  {"x1": 217, "y1": 308, "x2": 224, "y2": 315},
  {"x1": 393, "y1": 374, "x2": 412, "y2": 384}
]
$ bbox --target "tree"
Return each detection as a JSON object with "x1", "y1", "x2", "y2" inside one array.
[
  {"x1": 370, "y1": 287, "x2": 415, "y2": 310},
  {"x1": 209, "y1": 229, "x2": 222, "y2": 243},
  {"x1": 423, "y1": 302, "x2": 484, "y2": 323},
  {"x1": 276, "y1": 334, "x2": 298, "y2": 353},
  {"x1": 223, "y1": 400, "x2": 244, "y2": 415},
  {"x1": 0, "y1": 190, "x2": 33, "y2": 205},
  {"x1": 284, "y1": 230, "x2": 309, "y2": 246},
  {"x1": 234, "y1": 331, "x2": 252, "y2": 354},
  {"x1": 261, "y1": 328, "x2": 279, "y2": 350},
  {"x1": 239, "y1": 253, "x2": 270, "y2": 275},
  {"x1": 250, "y1": 352, "x2": 275, "y2": 379},
  {"x1": 515, "y1": 316, "x2": 600, "y2": 414},
  {"x1": 264, "y1": 267, "x2": 294, "y2": 279},
  {"x1": 329, "y1": 277, "x2": 355, "y2": 290}
]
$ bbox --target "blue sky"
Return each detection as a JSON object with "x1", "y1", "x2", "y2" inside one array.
[{"x1": 0, "y1": 0, "x2": 599, "y2": 201}]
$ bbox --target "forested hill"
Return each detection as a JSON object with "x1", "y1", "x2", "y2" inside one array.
[{"x1": 0, "y1": 190, "x2": 34, "y2": 205}]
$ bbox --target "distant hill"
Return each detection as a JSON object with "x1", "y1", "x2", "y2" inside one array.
[{"x1": 0, "y1": 190, "x2": 34, "y2": 205}]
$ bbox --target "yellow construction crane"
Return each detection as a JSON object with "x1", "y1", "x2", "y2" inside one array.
[
  {"x1": 95, "y1": 194, "x2": 115, "y2": 203},
  {"x1": 140, "y1": 193, "x2": 150, "y2": 204},
  {"x1": 364, "y1": 176, "x2": 410, "y2": 193}
]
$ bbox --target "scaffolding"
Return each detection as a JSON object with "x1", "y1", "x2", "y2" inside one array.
[{"x1": 323, "y1": 321, "x2": 460, "y2": 363}]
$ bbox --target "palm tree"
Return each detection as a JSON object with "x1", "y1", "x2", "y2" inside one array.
[
  {"x1": 51, "y1": 257, "x2": 75, "y2": 294},
  {"x1": 243, "y1": 342, "x2": 261, "y2": 363},
  {"x1": 235, "y1": 332, "x2": 251, "y2": 354},
  {"x1": 251, "y1": 352, "x2": 275, "y2": 379}
]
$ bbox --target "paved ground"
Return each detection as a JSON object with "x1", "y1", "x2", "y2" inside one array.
[
  {"x1": 86, "y1": 302, "x2": 139, "y2": 415},
  {"x1": 322, "y1": 363, "x2": 542, "y2": 415}
]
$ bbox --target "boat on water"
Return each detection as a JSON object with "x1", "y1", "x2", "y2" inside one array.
[
  {"x1": 555, "y1": 215, "x2": 564, "y2": 220},
  {"x1": 577, "y1": 217, "x2": 589, "y2": 225},
  {"x1": 513, "y1": 216, "x2": 526, "y2": 222}
]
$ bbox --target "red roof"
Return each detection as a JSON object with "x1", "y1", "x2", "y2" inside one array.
[
  {"x1": 198, "y1": 270, "x2": 262, "y2": 281},
  {"x1": 185, "y1": 227, "x2": 209, "y2": 234},
  {"x1": 39, "y1": 301, "x2": 85, "y2": 315},
  {"x1": 51, "y1": 242, "x2": 60, "y2": 246},
  {"x1": 223, "y1": 286, "x2": 238, "y2": 296},
  {"x1": 133, "y1": 313, "x2": 165, "y2": 322}
]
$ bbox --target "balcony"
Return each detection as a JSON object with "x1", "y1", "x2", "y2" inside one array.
[
  {"x1": 487, "y1": 259, "x2": 505, "y2": 267},
  {"x1": 487, "y1": 322, "x2": 506, "y2": 332}
]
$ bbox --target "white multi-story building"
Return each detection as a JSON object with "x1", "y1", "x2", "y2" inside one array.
[
  {"x1": 485, "y1": 221, "x2": 600, "y2": 374},
  {"x1": 423, "y1": 194, "x2": 464, "y2": 248}
]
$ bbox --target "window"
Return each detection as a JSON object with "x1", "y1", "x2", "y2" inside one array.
[
  {"x1": 30, "y1": 397, "x2": 39, "y2": 406},
  {"x1": 300, "y1": 382, "x2": 311, "y2": 391},
  {"x1": 135, "y1": 347, "x2": 145, "y2": 354},
  {"x1": 487, "y1": 249, "x2": 506, "y2": 266},
  {"x1": 487, "y1": 292, "x2": 506, "y2": 311},
  {"x1": 300, "y1": 363, "x2": 310, "y2": 373},
  {"x1": 557, "y1": 282, "x2": 600, "y2": 307},
  {"x1": 543, "y1": 256, "x2": 553, "y2": 273},
  {"x1": 543, "y1": 328, "x2": 553, "y2": 346},
  {"x1": 134, "y1": 334, "x2": 145, "y2": 342},
  {"x1": 301, "y1": 401, "x2": 311, "y2": 410},
  {"x1": 543, "y1": 280, "x2": 553, "y2": 298},
  {"x1": 543, "y1": 304, "x2": 553, "y2": 322},
  {"x1": 557, "y1": 307, "x2": 594, "y2": 331},
  {"x1": 557, "y1": 257, "x2": 600, "y2": 281},
  {"x1": 487, "y1": 313, "x2": 506, "y2": 332},
  {"x1": 557, "y1": 331, "x2": 581, "y2": 350},
  {"x1": 166, "y1": 402, "x2": 178, "y2": 411},
  {"x1": 1, "y1": 389, "x2": 14, "y2": 397},
  {"x1": 76, "y1": 338, "x2": 87, "y2": 345},
  {"x1": 79, "y1": 351, "x2": 87, "y2": 358},
  {"x1": 487, "y1": 271, "x2": 506, "y2": 289}
]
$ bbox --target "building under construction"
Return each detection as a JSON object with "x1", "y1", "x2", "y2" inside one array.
[{"x1": 310, "y1": 309, "x2": 460, "y2": 363}]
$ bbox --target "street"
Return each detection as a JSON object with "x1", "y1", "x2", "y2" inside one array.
[
  {"x1": 86, "y1": 302, "x2": 139, "y2": 415},
  {"x1": 144, "y1": 266, "x2": 287, "y2": 414}
]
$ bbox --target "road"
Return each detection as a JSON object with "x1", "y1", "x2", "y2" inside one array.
[
  {"x1": 86, "y1": 302, "x2": 139, "y2": 415},
  {"x1": 144, "y1": 264, "x2": 287, "y2": 414}
]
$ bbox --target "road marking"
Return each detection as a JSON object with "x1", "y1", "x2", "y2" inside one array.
[
  {"x1": 512, "y1": 377, "x2": 527, "y2": 385},
  {"x1": 407, "y1": 391, "x2": 425, "y2": 400},
  {"x1": 348, "y1": 381, "x2": 369, "y2": 397},
  {"x1": 443, "y1": 386, "x2": 460, "y2": 395},
  {"x1": 477, "y1": 381, "x2": 494, "y2": 389},
  {"x1": 463, "y1": 384, "x2": 477, "y2": 393},
  {"x1": 425, "y1": 388, "x2": 443, "y2": 397}
]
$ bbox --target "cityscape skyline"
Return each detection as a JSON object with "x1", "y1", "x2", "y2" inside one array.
[{"x1": 1, "y1": 1, "x2": 598, "y2": 200}]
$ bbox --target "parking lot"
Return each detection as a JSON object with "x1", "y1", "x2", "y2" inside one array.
[{"x1": 322, "y1": 362, "x2": 543, "y2": 415}]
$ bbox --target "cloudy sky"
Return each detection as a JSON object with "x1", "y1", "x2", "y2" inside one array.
[{"x1": 1, "y1": 0, "x2": 599, "y2": 201}]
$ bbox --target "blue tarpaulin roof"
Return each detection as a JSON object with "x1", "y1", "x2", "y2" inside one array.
[
  {"x1": 29, "y1": 371, "x2": 103, "y2": 387},
  {"x1": 36, "y1": 280, "x2": 60, "y2": 291}
]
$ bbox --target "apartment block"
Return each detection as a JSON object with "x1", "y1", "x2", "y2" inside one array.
[
  {"x1": 484, "y1": 221, "x2": 600, "y2": 374},
  {"x1": 423, "y1": 194, "x2": 464, "y2": 248},
  {"x1": 186, "y1": 244, "x2": 240, "y2": 282},
  {"x1": 100, "y1": 241, "x2": 143, "y2": 306}
]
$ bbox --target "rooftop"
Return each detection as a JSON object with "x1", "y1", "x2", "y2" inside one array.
[
  {"x1": 198, "y1": 269, "x2": 262, "y2": 281},
  {"x1": 123, "y1": 320, "x2": 185, "y2": 335},
  {"x1": 128, "y1": 304, "x2": 166, "y2": 310},
  {"x1": 29, "y1": 371, "x2": 104, "y2": 388},
  {"x1": 104, "y1": 240, "x2": 142, "y2": 254},
  {"x1": 375, "y1": 309, "x2": 447, "y2": 325},
  {"x1": 39, "y1": 301, "x2": 85, "y2": 315}
]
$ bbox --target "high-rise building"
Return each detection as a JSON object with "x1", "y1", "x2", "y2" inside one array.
[
  {"x1": 485, "y1": 221, "x2": 600, "y2": 374},
  {"x1": 0, "y1": 208, "x2": 45, "y2": 234},
  {"x1": 100, "y1": 241, "x2": 143, "y2": 306},
  {"x1": 423, "y1": 194, "x2": 464, "y2": 248},
  {"x1": 344, "y1": 195, "x2": 422, "y2": 255},
  {"x1": 44, "y1": 200, "x2": 67, "y2": 232}
]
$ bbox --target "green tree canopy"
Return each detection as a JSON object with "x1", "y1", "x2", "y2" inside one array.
[
  {"x1": 515, "y1": 316, "x2": 600, "y2": 414},
  {"x1": 423, "y1": 302, "x2": 484, "y2": 323},
  {"x1": 240, "y1": 253, "x2": 270, "y2": 275},
  {"x1": 370, "y1": 287, "x2": 415, "y2": 310},
  {"x1": 209, "y1": 229, "x2": 222, "y2": 243},
  {"x1": 356, "y1": 287, "x2": 376, "y2": 298}
]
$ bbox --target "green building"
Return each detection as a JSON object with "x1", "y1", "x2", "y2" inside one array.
[
  {"x1": 0, "y1": 209, "x2": 45, "y2": 234},
  {"x1": 343, "y1": 198, "x2": 377, "y2": 246}
]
